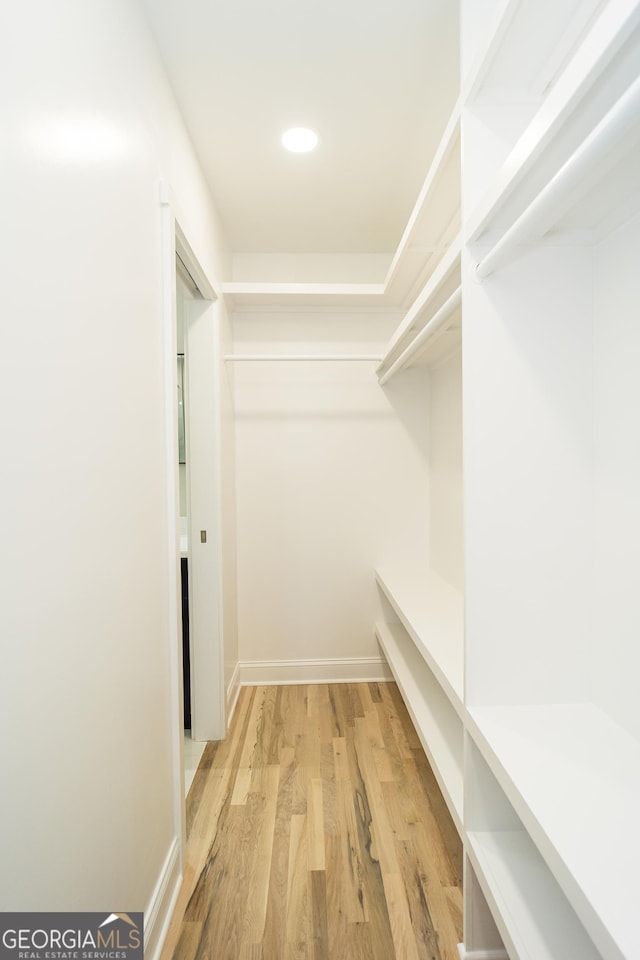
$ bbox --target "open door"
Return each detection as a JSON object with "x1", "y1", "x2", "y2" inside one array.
[
  {"x1": 184, "y1": 296, "x2": 225, "y2": 742},
  {"x1": 160, "y1": 185, "x2": 227, "y2": 855}
]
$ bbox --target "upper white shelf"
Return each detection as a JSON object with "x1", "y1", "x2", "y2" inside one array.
[
  {"x1": 467, "y1": 702, "x2": 640, "y2": 960},
  {"x1": 467, "y1": 0, "x2": 640, "y2": 260},
  {"x1": 367, "y1": 109, "x2": 461, "y2": 383},
  {"x1": 382, "y1": 104, "x2": 460, "y2": 309},
  {"x1": 464, "y1": 0, "x2": 608, "y2": 107},
  {"x1": 375, "y1": 563, "x2": 464, "y2": 716}
]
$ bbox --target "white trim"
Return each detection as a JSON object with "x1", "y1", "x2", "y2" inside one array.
[
  {"x1": 143, "y1": 837, "x2": 182, "y2": 960},
  {"x1": 226, "y1": 660, "x2": 241, "y2": 724},
  {"x1": 159, "y1": 184, "x2": 187, "y2": 862},
  {"x1": 175, "y1": 223, "x2": 220, "y2": 303},
  {"x1": 212, "y1": 299, "x2": 227, "y2": 739},
  {"x1": 225, "y1": 354, "x2": 383, "y2": 362},
  {"x1": 158, "y1": 178, "x2": 226, "y2": 916},
  {"x1": 238, "y1": 657, "x2": 393, "y2": 686},
  {"x1": 230, "y1": 303, "x2": 403, "y2": 316},
  {"x1": 222, "y1": 281, "x2": 385, "y2": 297}
]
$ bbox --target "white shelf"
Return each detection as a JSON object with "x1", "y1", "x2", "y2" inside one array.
[
  {"x1": 466, "y1": 830, "x2": 602, "y2": 960},
  {"x1": 373, "y1": 105, "x2": 461, "y2": 382},
  {"x1": 375, "y1": 564, "x2": 464, "y2": 715},
  {"x1": 467, "y1": 703, "x2": 640, "y2": 960},
  {"x1": 375, "y1": 619, "x2": 463, "y2": 834},
  {"x1": 383, "y1": 104, "x2": 461, "y2": 308},
  {"x1": 219, "y1": 281, "x2": 387, "y2": 309},
  {"x1": 475, "y1": 74, "x2": 640, "y2": 277},
  {"x1": 376, "y1": 237, "x2": 461, "y2": 384},
  {"x1": 467, "y1": 0, "x2": 640, "y2": 250},
  {"x1": 464, "y1": 0, "x2": 608, "y2": 105}
]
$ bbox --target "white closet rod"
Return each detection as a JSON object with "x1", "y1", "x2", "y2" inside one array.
[
  {"x1": 225, "y1": 354, "x2": 382, "y2": 362},
  {"x1": 476, "y1": 74, "x2": 640, "y2": 279},
  {"x1": 378, "y1": 286, "x2": 462, "y2": 386}
]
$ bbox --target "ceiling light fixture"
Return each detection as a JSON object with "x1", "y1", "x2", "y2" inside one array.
[{"x1": 281, "y1": 127, "x2": 318, "y2": 153}]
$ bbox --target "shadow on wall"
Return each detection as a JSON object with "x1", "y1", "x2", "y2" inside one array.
[{"x1": 378, "y1": 363, "x2": 431, "y2": 461}]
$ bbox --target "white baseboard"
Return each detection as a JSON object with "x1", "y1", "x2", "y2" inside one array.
[
  {"x1": 239, "y1": 656, "x2": 393, "y2": 686},
  {"x1": 144, "y1": 836, "x2": 182, "y2": 960}
]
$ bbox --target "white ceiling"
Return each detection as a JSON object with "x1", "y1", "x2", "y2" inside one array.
[{"x1": 139, "y1": 0, "x2": 460, "y2": 258}]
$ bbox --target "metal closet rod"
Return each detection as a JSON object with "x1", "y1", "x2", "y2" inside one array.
[
  {"x1": 225, "y1": 354, "x2": 383, "y2": 361},
  {"x1": 476, "y1": 73, "x2": 640, "y2": 279}
]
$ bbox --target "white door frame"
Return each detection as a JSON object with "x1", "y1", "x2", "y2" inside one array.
[{"x1": 159, "y1": 182, "x2": 225, "y2": 856}]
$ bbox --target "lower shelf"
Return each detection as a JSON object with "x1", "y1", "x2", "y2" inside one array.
[
  {"x1": 467, "y1": 703, "x2": 640, "y2": 960},
  {"x1": 375, "y1": 618, "x2": 463, "y2": 834},
  {"x1": 458, "y1": 949, "x2": 508, "y2": 960},
  {"x1": 375, "y1": 563, "x2": 464, "y2": 714},
  {"x1": 466, "y1": 830, "x2": 601, "y2": 960}
]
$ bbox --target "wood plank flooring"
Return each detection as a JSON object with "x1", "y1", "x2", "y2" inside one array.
[{"x1": 161, "y1": 682, "x2": 462, "y2": 960}]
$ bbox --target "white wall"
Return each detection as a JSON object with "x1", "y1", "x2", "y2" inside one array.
[
  {"x1": 233, "y1": 311, "x2": 430, "y2": 673},
  {"x1": 0, "y1": 0, "x2": 235, "y2": 944},
  {"x1": 429, "y1": 348, "x2": 464, "y2": 592},
  {"x1": 231, "y1": 252, "x2": 392, "y2": 282},
  {"x1": 463, "y1": 245, "x2": 594, "y2": 707},
  {"x1": 594, "y1": 213, "x2": 640, "y2": 740}
]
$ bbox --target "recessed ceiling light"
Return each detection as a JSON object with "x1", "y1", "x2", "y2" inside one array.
[{"x1": 281, "y1": 127, "x2": 318, "y2": 153}]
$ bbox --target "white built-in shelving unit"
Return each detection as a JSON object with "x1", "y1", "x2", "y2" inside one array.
[
  {"x1": 375, "y1": 564, "x2": 464, "y2": 833},
  {"x1": 373, "y1": 2, "x2": 640, "y2": 958},
  {"x1": 375, "y1": 109, "x2": 462, "y2": 381},
  {"x1": 466, "y1": 705, "x2": 640, "y2": 960},
  {"x1": 374, "y1": 98, "x2": 465, "y2": 846},
  {"x1": 456, "y1": 1, "x2": 640, "y2": 958}
]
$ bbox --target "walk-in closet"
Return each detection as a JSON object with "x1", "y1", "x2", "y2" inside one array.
[{"x1": 225, "y1": 2, "x2": 640, "y2": 957}]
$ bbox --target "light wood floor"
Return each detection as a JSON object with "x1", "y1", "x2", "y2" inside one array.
[{"x1": 161, "y1": 682, "x2": 463, "y2": 960}]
